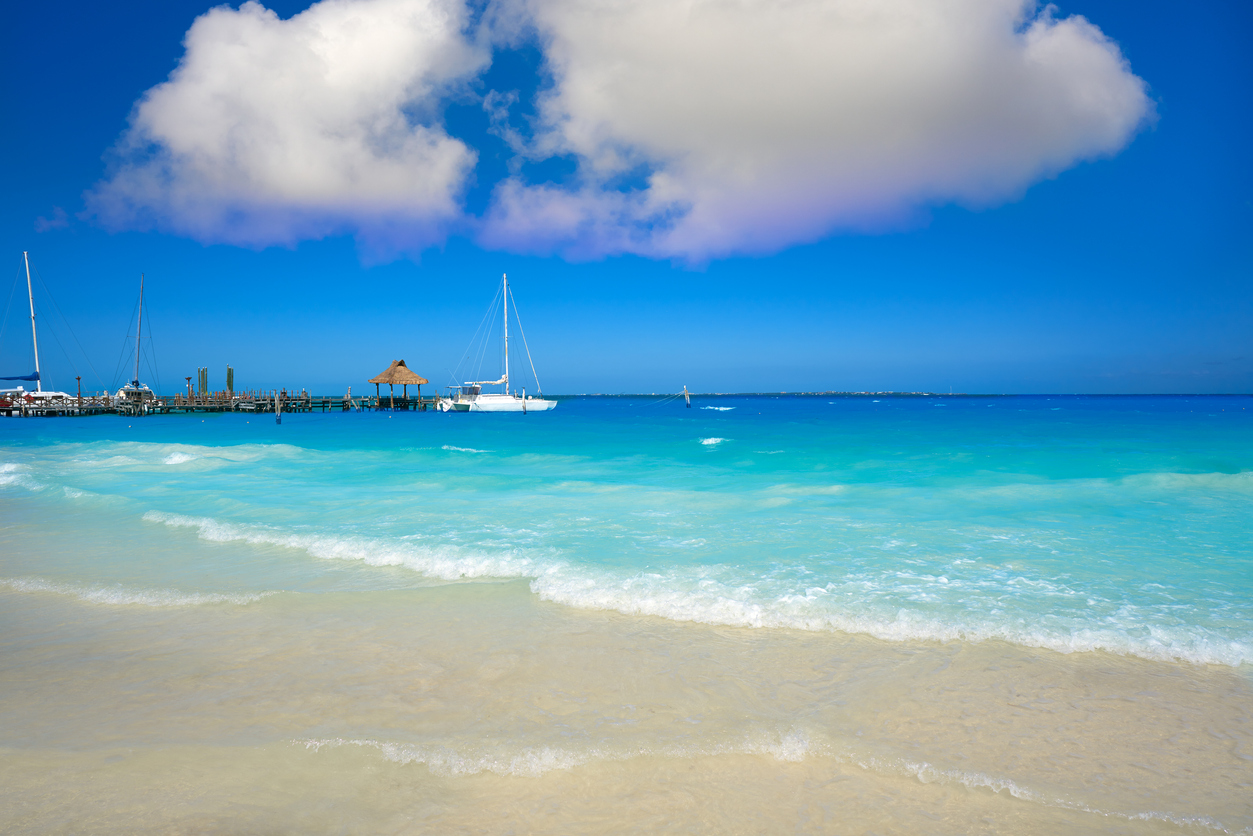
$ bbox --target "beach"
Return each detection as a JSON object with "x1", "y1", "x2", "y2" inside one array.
[{"x1": 1, "y1": 395, "x2": 1250, "y2": 833}]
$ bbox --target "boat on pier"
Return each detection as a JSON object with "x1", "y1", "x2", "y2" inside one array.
[
  {"x1": 1, "y1": 252, "x2": 82, "y2": 416},
  {"x1": 112, "y1": 273, "x2": 161, "y2": 416}
]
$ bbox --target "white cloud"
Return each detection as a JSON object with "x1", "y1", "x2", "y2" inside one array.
[
  {"x1": 87, "y1": 0, "x2": 1153, "y2": 263},
  {"x1": 87, "y1": 0, "x2": 485, "y2": 255},
  {"x1": 481, "y1": 0, "x2": 1154, "y2": 260}
]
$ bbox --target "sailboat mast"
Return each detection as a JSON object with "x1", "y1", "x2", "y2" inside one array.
[
  {"x1": 23, "y1": 252, "x2": 41, "y2": 393},
  {"x1": 133, "y1": 274, "x2": 144, "y2": 386},
  {"x1": 502, "y1": 273, "x2": 509, "y2": 394}
]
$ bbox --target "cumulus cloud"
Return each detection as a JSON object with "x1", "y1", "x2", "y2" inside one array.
[
  {"x1": 87, "y1": 0, "x2": 1152, "y2": 262},
  {"x1": 86, "y1": 0, "x2": 486, "y2": 255},
  {"x1": 482, "y1": 0, "x2": 1154, "y2": 260}
]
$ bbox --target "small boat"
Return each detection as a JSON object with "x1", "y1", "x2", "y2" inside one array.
[
  {"x1": 440, "y1": 274, "x2": 556, "y2": 413},
  {"x1": 113, "y1": 273, "x2": 158, "y2": 410}
]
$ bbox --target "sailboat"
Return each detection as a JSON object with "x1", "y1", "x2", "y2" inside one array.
[
  {"x1": 1, "y1": 252, "x2": 74, "y2": 410},
  {"x1": 113, "y1": 273, "x2": 156, "y2": 408},
  {"x1": 439, "y1": 274, "x2": 557, "y2": 413}
]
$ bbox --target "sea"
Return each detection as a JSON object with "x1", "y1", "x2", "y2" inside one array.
[{"x1": 1, "y1": 394, "x2": 1250, "y2": 834}]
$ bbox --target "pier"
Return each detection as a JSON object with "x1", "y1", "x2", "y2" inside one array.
[{"x1": 1, "y1": 390, "x2": 440, "y2": 418}]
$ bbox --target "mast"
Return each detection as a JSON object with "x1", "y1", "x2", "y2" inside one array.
[
  {"x1": 502, "y1": 273, "x2": 509, "y2": 394},
  {"x1": 23, "y1": 252, "x2": 41, "y2": 392},
  {"x1": 133, "y1": 274, "x2": 144, "y2": 386}
]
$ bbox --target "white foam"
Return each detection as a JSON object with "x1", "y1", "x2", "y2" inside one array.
[
  {"x1": 0, "y1": 576, "x2": 275, "y2": 608},
  {"x1": 441, "y1": 445, "x2": 491, "y2": 453},
  {"x1": 700, "y1": 406, "x2": 735, "y2": 411},
  {"x1": 0, "y1": 463, "x2": 42, "y2": 491},
  {"x1": 699, "y1": 437, "x2": 727, "y2": 446},
  {"x1": 299, "y1": 727, "x2": 817, "y2": 778},
  {"x1": 163, "y1": 452, "x2": 197, "y2": 464},
  {"x1": 143, "y1": 510, "x2": 551, "y2": 581},
  {"x1": 296, "y1": 735, "x2": 1238, "y2": 831},
  {"x1": 530, "y1": 567, "x2": 1253, "y2": 668},
  {"x1": 854, "y1": 755, "x2": 1233, "y2": 833}
]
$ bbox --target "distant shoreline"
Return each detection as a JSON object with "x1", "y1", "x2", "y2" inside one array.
[{"x1": 548, "y1": 392, "x2": 1253, "y2": 399}]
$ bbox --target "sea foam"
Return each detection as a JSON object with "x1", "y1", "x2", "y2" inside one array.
[
  {"x1": 299, "y1": 727, "x2": 817, "y2": 778},
  {"x1": 0, "y1": 576, "x2": 274, "y2": 608},
  {"x1": 143, "y1": 510, "x2": 550, "y2": 581},
  {"x1": 138, "y1": 509, "x2": 1253, "y2": 666}
]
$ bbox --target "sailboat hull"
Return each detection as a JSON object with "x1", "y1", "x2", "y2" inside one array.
[{"x1": 467, "y1": 394, "x2": 556, "y2": 413}]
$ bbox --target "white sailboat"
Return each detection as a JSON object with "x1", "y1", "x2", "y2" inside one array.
[
  {"x1": 1, "y1": 252, "x2": 74, "y2": 409},
  {"x1": 113, "y1": 273, "x2": 157, "y2": 408},
  {"x1": 439, "y1": 274, "x2": 557, "y2": 413}
]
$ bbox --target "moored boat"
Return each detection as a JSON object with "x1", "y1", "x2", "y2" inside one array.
[{"x1": 441, "y1": 274, "x2": 556, "y2": 413}]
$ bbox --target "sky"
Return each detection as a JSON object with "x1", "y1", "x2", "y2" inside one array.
[{"x1": 1, "y1": 0, "x2": 1249, "y2": 395}]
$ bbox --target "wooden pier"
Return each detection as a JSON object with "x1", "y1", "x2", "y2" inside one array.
[{"x1": 1, "y1": 390, "x2": 440, "y2": 418}]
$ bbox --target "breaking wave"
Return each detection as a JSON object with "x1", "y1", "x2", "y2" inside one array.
[
  {"x1": 529, "y1": 567, "x2": 1253, "y2": 668},
  {"x1": 136, "y1": 508, "x2": 1251, "y2": 667},
  {"x1": 142, "y1": 510, "x2": 548, "y2": 580}
]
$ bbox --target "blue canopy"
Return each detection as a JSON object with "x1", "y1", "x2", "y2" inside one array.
[{"x1": 0, "y1": 371, "x2": 39, "y2": 381}]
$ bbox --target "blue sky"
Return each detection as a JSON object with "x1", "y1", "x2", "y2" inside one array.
[{"x1": 1, "y1": 0, "x2": 1249, "y2": 395}]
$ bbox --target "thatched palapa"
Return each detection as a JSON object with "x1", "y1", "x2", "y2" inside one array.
[
  {"x1": 369, "y1": 359, "x2": 428, "y2": 405},
  {"x1": 370, "y1": 360, "x2": 428, "y2": 386}
]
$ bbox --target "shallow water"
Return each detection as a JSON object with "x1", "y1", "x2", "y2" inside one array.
[{"x1": 1, "y1": 395, "x2": 1251, "y2": 832}]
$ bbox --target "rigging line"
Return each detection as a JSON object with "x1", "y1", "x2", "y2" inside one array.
[
  {"x1": 0, "y1": 263, "x2": 21, "y2": 355},
  {"x1": 469, "y1": 286, "x2": 503, "y2": 383},
  {"x1": 508, "y1": 287, "x2": 542, "y2": 394},
  {"x1": 110, "y1": 294, "x2": 140, "y2": 390},
  {"x1": 42, "y1": 313, "x2": 82, "y2": 382},
  {"x1": 24, "y1": 266, "x2": 81, "y2": 383},
  {"x1": 450, "y1": 283, "x2": 502, "y2": 384},
  {"x1": 32, "y1": 262, "x2": 105, "y2": 388},
  {"x1": 642, "y1": 390, "x2": 689, "y2": 406},
  {"x1": 141, "y1": 296, "x2": 161, "y2": 394},
  {"x1": 481, "y1": 285, "x2": 504, "y2": 380}
]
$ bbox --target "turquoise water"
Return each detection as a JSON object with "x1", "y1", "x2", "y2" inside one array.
[
  {"x1": 3, "y1": 394, "x2": 1253, "y2": 833},
  {"x1": 3, "y1": 395, "x2": 1251, "y2": 666}
]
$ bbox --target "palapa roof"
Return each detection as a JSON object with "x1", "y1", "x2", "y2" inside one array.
[{"x1": 369, "y1": 359, "x2": 428, "y2": 385}]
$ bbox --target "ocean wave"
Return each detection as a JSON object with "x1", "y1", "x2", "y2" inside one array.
[
  {"x1": 529, "y1": 568, "x2": 1253, "y2": 668},
  {"x1": 699, "y1": 437, "x2": 727, "y2": 446},
  {"x1": 0, "y1": 462, "x2": 42, "y2": 491},
  {"x1": 142, "y1": 510, "x2": 548, "y2": 580},
  {"x1": 65, "y1": 441, "x2": 311, "y2": 470},
  {"x1": 137, "y1": 510, "x2": 1252, "y2": 668},
  {"x1": 700, "y1": 406, "x2": 735, "y2": 411},
  {"x1": 0, "y1": 576, "x2": 275, "y2": 607},
  {"x1": 441, "y1": 445, "x2": 492, "y2": 453}
]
